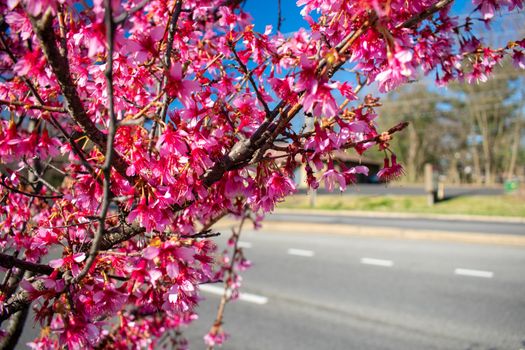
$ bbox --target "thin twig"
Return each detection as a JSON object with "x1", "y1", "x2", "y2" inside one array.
[
  {"x1": 206, "y1": 215, "x2": 247, "y2": 350},
  {"x1": 57, "y1": 5, "x2": 68, "y2": 59},
  {"x1": 229, "y1": 43, "x2": 271, "y2": 117},
  {"x1": 114, "y1": 0, "x2": 149, "y2": 25},
  {"x1": 158, "y1": 0, "x2": 183, "y2": 123},
  {"x1": 0, "y1": 175, "x2": 63, "y2": 199},
  {"x1": 150, "y1": 0, "x2": 183, "y2": 152},
  {"x1": 253, "y1": 121, "x2": 409, "y2": 164},
  {"x1": 119, "y1": 92, "x2": 164, "y2": 126},
  {"x1": 396, "y1": 0, "x2": 454, "y2": 29},
  {"x1": 180, "y1": 230, "x2": 221, "y2": 239},
  {"x1": 0, "y1": 99, "x2": 67, "y2": 113},
  {"x1": 23, "y1": 160, "x2": 63, "y2": 195},
  {"x1": 74, "y1": 1, "x2": 117, "y2": 283}
]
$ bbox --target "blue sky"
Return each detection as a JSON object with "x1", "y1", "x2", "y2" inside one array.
[{"x1": 244, "y1": 0, "x2": 473, "y2": 33}]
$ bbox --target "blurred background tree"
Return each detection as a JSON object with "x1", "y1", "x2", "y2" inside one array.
[{"x1": 378, "y1": 61, "x2": 525, "y2": 185}]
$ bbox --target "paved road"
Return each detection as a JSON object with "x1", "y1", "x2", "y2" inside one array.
[
  {"x1": 185, "y1": 230, "x2": 525, "y2": 350},
  {"x1": 297, "y1": 184, "x2": 504, "y2": 196},
  {"x1": 267, "y1": 212, "x2": 525, "y2": 235},
  {"x1": 13, "y1": 228, "x2": 525, "y2": 349}
]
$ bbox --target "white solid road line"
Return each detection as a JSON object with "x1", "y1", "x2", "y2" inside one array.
[
  {"x1": 360, "y1": 257, "x2": 394, "y2": 267},
  {"x1": 287, "y1": 248, "x2": 315, "y2": 257},
  {"x1": 199, "y1": 284, "x2": 269, "y2": 305},
  {"x1": 238, "y1": 241, "x2": 253, "y2": 249},
  {"x1": 454, "y1": 268, "x2": 494, "y2": 278}
]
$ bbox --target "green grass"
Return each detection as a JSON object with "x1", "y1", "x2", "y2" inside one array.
[{"x1": 278, "y1": 194, "x2": 525, "y2": 217}]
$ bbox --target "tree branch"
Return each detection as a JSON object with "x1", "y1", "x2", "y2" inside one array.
[
  {"x1": 0, "y1": 307, "x2": 29, "y2": 350},
  {"x1": 0, "y1": 175, "x2": 63, "y2": 199},
  {"x1": 0, "y1": 253, "x2": 53, "y2": 275},
  {"x1": 29, "y1": 10, "x2": 133, "y2": 184},
  {"x1": 74, "y1": 1, "x2": 118, "y2": 283},
  {"x1": 396, "y1": 0, "x2": 454, "y2": 29},
  {"x1": 202, "y1": 0, "x2": 448, "y2": 190},
  {"x1": 202, "y1": 18, "x2": 374, "y2": 187},
  {"x1": 114, "y1": 0, "x2": 149, "y2": 25},
  {"x1": 0, "y1": 99, "x2": 67, "y2": 113},
  {"x1": 206, "y1": 215, "x2": 247, "y2": 350},
  {"x1": 229, "y1": 43, "x2": 272, "y2": 117},
  {"x1": 159, "y1": 0, "x2": 183, "y2": 123},
  {"x1": 277, "y1": 0, "x2": 282, "y2": 32}
]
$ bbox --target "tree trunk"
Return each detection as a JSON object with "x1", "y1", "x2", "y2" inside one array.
[
  {"x1": 506, "y1": 120, "x2": 521, "y2": 180},
  {"x1": 407, "y1": 123, "x2": 419, "y2": 182},
  {"x1": 472, "y1": 145, "x2": 482, "y2": 185}
]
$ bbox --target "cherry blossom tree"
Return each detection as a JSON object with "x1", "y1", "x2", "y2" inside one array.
[{"x1": 0, "y1": 0, "x2": 524, "y2": 348}]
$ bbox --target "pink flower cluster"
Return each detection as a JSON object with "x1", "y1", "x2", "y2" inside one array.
[{"x1": 0, "y1": 0, "x2": 523, "y2": 348}]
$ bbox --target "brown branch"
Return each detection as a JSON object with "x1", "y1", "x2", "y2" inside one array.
[
  {"x1": 96, "y1": 223, "x2": 146, "y2": 252},
  {"x1": 23, "y1": 160, "x2": 63, "y2": 195},
  {"x1": 159, "y1": 0, "x2": 183, "y2": 123},
  {"x1": 229, "y1": 42, "x2": 272, "y2": 117},
  {"x1": 256, "y1": 121, "x2": 410, "y2": 164},
  {"x1": 29, "y1": 10, "x2": 133, "y2": 184},
  {"x1": 0, "y1": 175, "x2": 63, "y2": 199},
  {"x1": 57, "y1": 5, "x2": 68, "y2": 59},
  {"x1": 114, "y1": 0, "x2": 149, "y2": 25},
  {"x1": 180, "y1": 231, "x2": 221, "y2": 239},
  {"x1": 0, "y1": 305, "x2": 29, "y2": 349},
  {"x1": 0, "y1": 253, "x2": 53, "y2": 275},
  {"x1": 0, "y1": 281, "x2": 40, "y2": 325},
  {"x1": 202, "y1": 0, "x2": 448, "y2": 189},
  {"x1": 0, "y1": 271, "x2": 34, "y2": 349},
  {"x1": 202, "y1": 20, "x2": 373, "y2": 187},
  {"x1": 206, "y1": 215, "x2": 247, "y2": 350},
  {"x1": 74, "y1": 1, "x2": 117, "y2": 283},
  {"x1": 396, "y1": 0, "x2": 454, "y2": 29},
  {"x1": 0, "y1": 99, "x2": 67, "y2": 113}
]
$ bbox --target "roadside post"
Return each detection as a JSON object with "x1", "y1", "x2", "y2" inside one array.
[
  {"x1": 309, "y1": 188, "x2": 317, "y2": 208},
  {"x1": 437, "y1": 175, "x2": 445, "y2": 201},
  {"x1": 425, "y1": 163, "x2": 437, "y2": 206}
]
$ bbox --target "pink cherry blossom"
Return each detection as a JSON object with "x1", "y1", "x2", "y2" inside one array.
[{"x1": 0, "y1": 0, "x2": 523, "y2": 348}]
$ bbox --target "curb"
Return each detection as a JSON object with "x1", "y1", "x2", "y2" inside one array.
[
  {"x1": 213, "y1": 220, "x2": 525, "y2": 247},
  {"x1": 274, "y1": 208, "x2": 525, "y2": 224}
]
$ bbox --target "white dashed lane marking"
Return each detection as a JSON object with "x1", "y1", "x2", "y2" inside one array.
[
  {"x1": 454, "y1": 268, "x2": 494, "y2": 278},
  {"x1": 200, "y1": 284, "x2": 268, "y2": 305},
  {"x1": 360, "y1": 257, "x2": 394, "y2": 267},
  {"x1": 287, "y1": 248, "x2": 315, "y2": 257},
  {"x1": 238, "y1": 241, "x2": 252, "y2": 249}
]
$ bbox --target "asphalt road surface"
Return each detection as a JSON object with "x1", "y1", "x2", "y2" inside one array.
[
  {"x1": 184, "y1": 230, "x2": 525, "y2": 350},
  {"x1": 13, "y1": 227, "x2": 525, "y2": 349}
]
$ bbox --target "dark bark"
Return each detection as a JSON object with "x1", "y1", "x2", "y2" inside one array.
[{"x1": 30, "y1": 11, "x2": 134, "y2": 184}]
